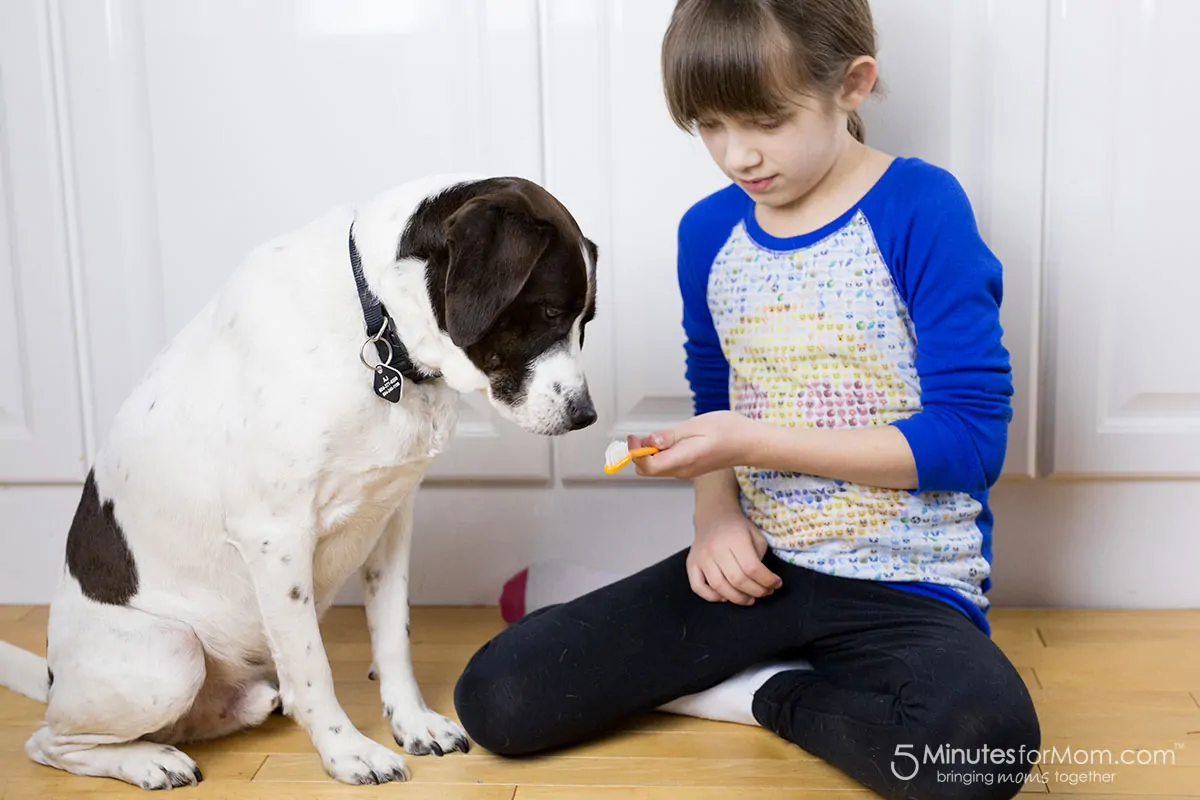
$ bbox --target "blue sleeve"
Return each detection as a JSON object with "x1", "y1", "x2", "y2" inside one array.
[
  {"x1": 676, "y1": 187, "x2": 745, "y2": 416},
  {"x1": 877, "y1": 166, "x2": 1014, "y2": 493}
]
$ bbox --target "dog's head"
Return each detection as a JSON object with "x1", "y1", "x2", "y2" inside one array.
[{"x1": 401, "y1": 177, "x2": 597, "y2": 436}]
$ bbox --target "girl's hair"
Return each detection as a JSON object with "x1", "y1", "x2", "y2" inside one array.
[{"x1": 662, "y1": 0, "x2": 879, "y2": 142}]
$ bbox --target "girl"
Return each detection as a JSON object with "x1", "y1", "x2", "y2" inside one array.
[{"x1": 455, "y1": 1, "x2": 1040, "y2": 797}]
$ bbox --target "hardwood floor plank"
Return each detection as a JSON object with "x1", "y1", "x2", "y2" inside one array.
[{"x1": 254, "y1": 753, "x2": 865, "y2": 789}]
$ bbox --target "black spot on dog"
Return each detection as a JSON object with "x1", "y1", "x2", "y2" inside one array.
[
  {"x1": 281, "y1": 555, "x2": 291, "y2": 565},
  {"x1": 148, "y1": 400, "x2": 156, "y2": 411},
  {"x1": 46, "y1": 667, "x2": 54, "y2": 689},
  {"x1": 306, "y1": 680, "x2": 312, "y2": 688},
  {"x1": 65, "y1": 470, "x2": 139, "y2": 605},
  {"x1": 289, "y1": 586, "x2": 302, "y2": 601},
  {"x1": 261, "y1": 540, "x2": 269, "y2": 554},
  {"x1": 330, "y1": 725, "x2": 342, "y2": 734}
]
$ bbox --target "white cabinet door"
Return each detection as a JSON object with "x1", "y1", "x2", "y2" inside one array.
[
  {"x1": 58, "y1": 0, "x2": 551, "y2": 484},
  {"x1": 546, "y1": 0, "x2": 1047, "y2": 483},
  {"x1": 0, "y1": 0, "x2": 88, "y2": 483},
  {"x1": 1044, "y1": 0, "x2": 1200, "y2": 477}
]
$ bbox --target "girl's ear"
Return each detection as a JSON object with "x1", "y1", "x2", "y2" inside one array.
[{"x1": 839, "y1": 56, "x2": 878, "y2": 111}]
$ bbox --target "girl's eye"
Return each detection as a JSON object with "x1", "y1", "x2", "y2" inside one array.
[{"x1": 754, "y1": 118, "x2": 786, "y2": 131}]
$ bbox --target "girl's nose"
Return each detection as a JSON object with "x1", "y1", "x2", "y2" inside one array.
[{"x1": 725, "y1": 138, "x2": 763, "y2": 173}]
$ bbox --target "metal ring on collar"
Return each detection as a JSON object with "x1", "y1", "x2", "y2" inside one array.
[{"x1": 360, "y1": 335, "x2": 393, "y2": 370}]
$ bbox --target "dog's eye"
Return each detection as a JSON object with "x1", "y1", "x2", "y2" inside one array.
[{"x1": 543, "y1": 307, "x2": 565, "y2": 321}]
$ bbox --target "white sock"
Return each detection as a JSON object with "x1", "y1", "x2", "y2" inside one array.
[{"x1": 657, "y1": 658, "x2": 814, "y2": 726}]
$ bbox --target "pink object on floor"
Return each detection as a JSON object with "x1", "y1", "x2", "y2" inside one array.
[{"x1": 500, "y1": 568, "x2": 528, "y2": 623}]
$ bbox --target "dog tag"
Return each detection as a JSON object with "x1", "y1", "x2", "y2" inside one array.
[{"x1": 373, "y1": 363, "x2": 404, "y2": 403}]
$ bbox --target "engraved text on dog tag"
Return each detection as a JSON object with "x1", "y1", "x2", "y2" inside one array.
[{"x1": 373, "y1": 363, "x2": 404, "y2": 403}]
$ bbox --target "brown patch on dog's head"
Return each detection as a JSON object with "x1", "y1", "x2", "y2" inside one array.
[
  {"x1": 442, "y1": 184, "x2": 554, "y2": 349},
  {"x1": 400, "y1": 177, "x2": 598, "y2": 435}
]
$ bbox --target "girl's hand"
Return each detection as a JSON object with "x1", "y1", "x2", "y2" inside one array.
[
  {"x1": 687, "y1": 507, "x2": 781, "y2": 605},
  {"x1": 628, "y1": 411, "x2": 757, "y2": 480}
]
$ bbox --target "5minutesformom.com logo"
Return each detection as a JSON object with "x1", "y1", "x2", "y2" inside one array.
[{"x1": 890, "y1": 743, "x2": 1179, "y2": 782}]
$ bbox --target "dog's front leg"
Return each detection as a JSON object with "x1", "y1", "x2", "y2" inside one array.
[
  {"x1": 231, "y1": 516, "x2": 409, "y2": 785},
  {"x1": 363, "y1": 496, "x2": 470, "y2": 756}
]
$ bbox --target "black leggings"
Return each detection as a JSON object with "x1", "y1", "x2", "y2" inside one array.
[{"x1": 454, "y1": 547, "x2": 1041, "y2": 800}]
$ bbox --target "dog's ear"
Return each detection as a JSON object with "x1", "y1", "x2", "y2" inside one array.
[{"x1": 444, "y1": 190, "x2": 552, "y2": 348}]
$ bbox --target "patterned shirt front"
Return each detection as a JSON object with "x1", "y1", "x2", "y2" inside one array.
[{"x1": 677, "y1": 158, "x2": 1013, "y2": 634}]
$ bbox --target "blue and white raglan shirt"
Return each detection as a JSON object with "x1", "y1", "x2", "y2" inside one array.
[{"x1": 678, "y1": 157, "x2": 1013, "y2": 635}]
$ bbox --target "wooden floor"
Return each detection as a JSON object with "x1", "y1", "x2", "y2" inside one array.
[{"x1": 1, "y1": 605, "x2": 1199, "y2": 799}]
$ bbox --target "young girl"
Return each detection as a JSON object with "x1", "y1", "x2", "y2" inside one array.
[{"x1": 455, "y1": 1, "x2": 1040, "y2": 797}]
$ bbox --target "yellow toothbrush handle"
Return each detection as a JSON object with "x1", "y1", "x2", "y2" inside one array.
[{"x1": 603, "y1": 446, "x2": 660, "y2": 475}]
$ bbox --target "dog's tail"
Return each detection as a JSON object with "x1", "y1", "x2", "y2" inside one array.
[{"x1": 0, "y1": 640, "x2": 49, "y2": 703}]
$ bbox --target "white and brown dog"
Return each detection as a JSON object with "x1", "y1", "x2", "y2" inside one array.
[{"x1": 0, "y1": 174, "x2": 598, "y2": 788}]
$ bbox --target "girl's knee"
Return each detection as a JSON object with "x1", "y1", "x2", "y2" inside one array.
[
  {"x1": 453, "y1": 653, "x2": 544, "y2": 757},
  {"x1": 907, "y1": 678, "x2": 1041, "y2": 799}
]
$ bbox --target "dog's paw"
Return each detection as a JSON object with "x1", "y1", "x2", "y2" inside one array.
[
  {"x1": 320, "y1": 733, "x2": 409, "y2": 785},
  {"x1": 119, "y1": 744, "x2": 204, "y2": 790},
  {"x1": 390, "y1": 708, "x2": 470, "y2": 756}
]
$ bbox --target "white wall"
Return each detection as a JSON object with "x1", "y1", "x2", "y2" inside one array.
[{"x1": 0, "y1": 0, "x2": 1197, "y2": 608}]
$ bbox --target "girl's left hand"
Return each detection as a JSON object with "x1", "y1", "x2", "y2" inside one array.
[{"x1": 630, "y1": 411, "x2": 756, "y2": 480}]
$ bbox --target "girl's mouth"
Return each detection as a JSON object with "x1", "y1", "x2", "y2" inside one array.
[{"x1": 742, "y1": 175, "x2": 776, "y2": 192}]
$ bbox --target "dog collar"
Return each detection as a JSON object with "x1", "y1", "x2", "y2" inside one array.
[{"x1": 348, "y1": 222, "x2": 441, "y2": 403}]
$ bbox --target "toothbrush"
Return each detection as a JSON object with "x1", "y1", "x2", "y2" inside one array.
[{"x1": 603, "y1": 439, "x2": 659, "y2": 475}]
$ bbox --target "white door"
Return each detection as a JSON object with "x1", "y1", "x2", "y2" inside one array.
[
  {"x1": 0, "y1": 0, "x2": 89, "y2": 483},
  {"x1": 1043, "y1": 0, "x2": 1200, "y2": 477},
  {"x1": 545, "y1": 0, "x2": 1048, "y2": 484},
  {"x1": 57, "y1": 0, "x2": 551, "y2": 483}
]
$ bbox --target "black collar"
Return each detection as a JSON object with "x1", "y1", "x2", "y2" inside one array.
[{"x1": 348, "y1": 222, "x2": 440, "y2": 386}]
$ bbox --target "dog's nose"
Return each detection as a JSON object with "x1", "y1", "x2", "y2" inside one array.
[{"x1": 567, "y1": 395, "x2": 597, "y2": 430}]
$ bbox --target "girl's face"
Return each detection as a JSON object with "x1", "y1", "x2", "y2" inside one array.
[{"x1": 696, "y1": 93, "x2": 846, "y2": 211}]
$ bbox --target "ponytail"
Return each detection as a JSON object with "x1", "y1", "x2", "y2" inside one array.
[{"x1": 847, "y1": 110, "x2": 866, "y2": 143}]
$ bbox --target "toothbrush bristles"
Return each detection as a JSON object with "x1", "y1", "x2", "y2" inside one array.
[{"x1": 605, "y1": 440, "x2": 630, "y2": 467}]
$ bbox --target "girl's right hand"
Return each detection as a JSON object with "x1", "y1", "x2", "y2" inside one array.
[{"x1": 687, "y1": 509, "x2": 782, "y2": 605}]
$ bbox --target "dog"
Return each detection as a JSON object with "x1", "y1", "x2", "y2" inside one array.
[{"x1": 0, "y1": 173, "x2": 598, "y2": 788}]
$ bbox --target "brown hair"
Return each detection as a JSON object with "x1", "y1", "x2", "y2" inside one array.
[{"x1": 662, "y1": 0, "x2": 880, "y2": 142}]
